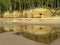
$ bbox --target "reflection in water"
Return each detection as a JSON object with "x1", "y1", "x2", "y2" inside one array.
[
  {"x1": 20, "y1": 26, "x2": 60, "y2": 44},
  {"x1": 0, "y1": 25, "x2": 60, "y2": 44}
]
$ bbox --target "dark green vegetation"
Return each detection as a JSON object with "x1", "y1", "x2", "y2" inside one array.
[{"x1": 0, "y1": 0, "x2": 60, "y2": 12}]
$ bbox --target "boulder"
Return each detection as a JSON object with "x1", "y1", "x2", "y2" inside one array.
[
  {"x1": 32, "y1": 8, "x2": 52, "y2": 18},
  {"x1": 3, "y1": 11, "x2": 12, "y2": 18},
  {"x1": 12, "y1": 11, "x2": 23, "y2": 18},
  {"x1": 23, "y1": 10, "x2": 28, "y2": 18}
]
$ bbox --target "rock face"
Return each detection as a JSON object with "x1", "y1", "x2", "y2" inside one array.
[
  {"x1": 12, "y1": 11, "x2": 23, "y2": 18},
  {"x1": 3, "y1": 11, "x2": 12, "y2": 18},
  {"x1": 23, "y1": 10, "x2": 28, "y2": 18},
  {"x1": 32, "y1": 8, "x2": 52, "y2": 18},
  {"x1": 55, "y1": 10, "x2": 60, "y2": 16},
  {"x1": 22, "y1": 8, "x2": 53, "y2": 18},
  {"x1": 3, "y1": 11, "x2": 23, "y2": 18}
]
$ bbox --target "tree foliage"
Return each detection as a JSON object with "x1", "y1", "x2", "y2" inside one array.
[{"x1": 0, "y1": 0, "x2": 60, "y2": 12}]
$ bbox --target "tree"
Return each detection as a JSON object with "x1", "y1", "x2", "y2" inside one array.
[
  {"x1": 1, "y1": 0, "x2": 12, "y2": 11},
  {"x1": 0, "y1": 0, "x2": 60, "y2": 11}
]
